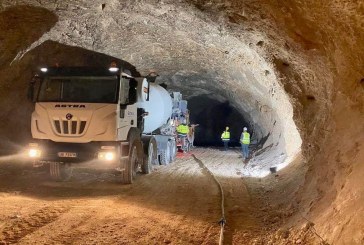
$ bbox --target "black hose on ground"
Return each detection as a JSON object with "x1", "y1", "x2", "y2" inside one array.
[{"x1": 191, "y1": 154, "x2": 226, "y2": 245}]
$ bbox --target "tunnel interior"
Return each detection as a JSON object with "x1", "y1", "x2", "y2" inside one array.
[
  {"x1": 0, "y1": 1, "x2": 363, "y2": 244},
  {"x1": 188, "y1": 94, "x2": 250, "y2": 147},
  {"x1": 0, "y1": 3, "x2": 303, "y2": 182},
  {"x1": 6, "y1": 40, "x2": 260, "y2": 151},
  {"x1": 2, "y1": 36, "x2": 302, "y2": 177}
]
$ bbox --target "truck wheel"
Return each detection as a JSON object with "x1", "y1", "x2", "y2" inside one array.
[
  {"x1": 120, "y1": 140, "x2": 142, "y2": 184},
  {"x1": 159, "y1": 141, "x2": 171, "y2": 165},
  {"x1": 169, "y1": 139, "x2": 177, "y2": 163},
  {"x1": 142, "y1": 138, "x2": 157, "y2": 174},
  {"x1": 50, "y1": 162, "x2": 72, "y2": 181}
]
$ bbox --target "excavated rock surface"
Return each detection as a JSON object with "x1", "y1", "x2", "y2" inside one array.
[{"x1": 0, "y1": 0, "x2": 363, "y2": 244}]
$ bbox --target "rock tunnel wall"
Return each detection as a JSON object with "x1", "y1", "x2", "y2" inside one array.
[{"x1": 0, "y1": 1, "x2": 363, "y2": 244}]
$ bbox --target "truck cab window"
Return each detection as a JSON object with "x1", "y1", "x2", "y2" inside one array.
[{"x1": 38, "y1": 76, "x2": 118, "y2": 103}]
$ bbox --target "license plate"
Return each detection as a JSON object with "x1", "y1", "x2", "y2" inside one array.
[{"x1": 58, "y1": 152, "x2": 77, "y2": 158}]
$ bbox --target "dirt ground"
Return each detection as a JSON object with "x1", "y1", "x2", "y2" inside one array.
[{"x1": 0, "y1": 148, "x2": 319, "y2": 245}]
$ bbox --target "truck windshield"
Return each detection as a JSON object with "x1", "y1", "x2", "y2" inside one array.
[{"x1": 37, "y1": 76, "x2": 119, "y2": 103}]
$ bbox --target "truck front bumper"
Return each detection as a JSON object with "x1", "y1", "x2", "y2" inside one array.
[{"x1": 26, "y1": 140, "x2": 121, "y2": 168}]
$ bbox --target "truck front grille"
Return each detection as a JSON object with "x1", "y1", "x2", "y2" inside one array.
[{"x1": 53, "y1": 118, "x2": 87, "y2": 135}]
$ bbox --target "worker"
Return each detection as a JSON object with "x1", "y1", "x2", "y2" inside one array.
[
  {"x1": 221, "y1": 127, "x2": 230, "y2": 151},
  {"x1": 187, "y1": 124, "x2": 199, "y2": 148},
  {"x1": 177, "y1": 119, "x2": 189, "y2": 152},
  {"x1": 240, "y1": 127, "x2": 250, "y2": 160}
]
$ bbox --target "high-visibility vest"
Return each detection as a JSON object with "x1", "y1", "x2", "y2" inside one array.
[
  {"x1": 241, "y1": 132, "x2": 250, "y2": 144},
  {"x1": 177, "y1": 124, "x2": 189, "y2": 134},
  {"x1": 221, "y1": 131, "x2": 230, "y2": 140}
]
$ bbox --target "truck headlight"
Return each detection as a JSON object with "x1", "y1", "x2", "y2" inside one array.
[
  {"x1": 98, "y1": 151, "x2": 115, "y2": 161},
  {"x1": 105, "y1": 152, "x2": 115, "y2": 161},
  {"x1": 28, "y1": 148, "x2": 41, "y2": 158}
]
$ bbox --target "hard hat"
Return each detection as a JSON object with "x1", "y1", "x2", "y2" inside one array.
[
  {"x1": 226, "y1": 126, "x2": 229, "y2": 130},
  {"x1": 243, "y1": 127, "x2": 247, "y2": 131},
  {"x1": 182, "y1": 119, "x2": 187, "y2": 124}
]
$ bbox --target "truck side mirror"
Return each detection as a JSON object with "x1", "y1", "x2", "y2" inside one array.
[
  {"x1": 145, "y1": 72, "x2": 158, "y2": 101},
  {"x1": 146, "y1": 81, "x2": 150, "y2": 101},
  {"x1": 145, "y1": 72, "x2": 158, "y2": 83},
  {"x1": 27, "y1": 75, "x2": 40, "y2": 102},
  {"x1": 119, "y1": 104, "x2": 127, "y2": 118}
]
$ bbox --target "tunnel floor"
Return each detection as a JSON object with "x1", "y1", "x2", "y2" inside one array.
[{"x1": 0, "y1": 148, "x2": 314, "y2": 244}]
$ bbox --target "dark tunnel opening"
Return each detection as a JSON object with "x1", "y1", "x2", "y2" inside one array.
[{"x1": 188, "y1": 94, "x2": 250, "y2": 147}]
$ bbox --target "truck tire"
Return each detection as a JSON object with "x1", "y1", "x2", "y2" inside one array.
[
  {"x1": 142, "y1": 137, "x2": 157, "y2": 174},
  {"x1": 159, "y1": 141, "x2": 171, "y2": 165},
  {"x1": 169, "y1": 139, "x2": 177, "y2": 163},
  {"x1": 50, "y1": 162, "x2": 72, "y2": 181},
  {"x1": 120, "y1": 139, "x2": 142, "y2": 184}
]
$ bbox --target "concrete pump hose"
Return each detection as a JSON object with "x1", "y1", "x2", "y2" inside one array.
[{"x1": 192, "y1": 154, "x2": 226, "y2": 245}]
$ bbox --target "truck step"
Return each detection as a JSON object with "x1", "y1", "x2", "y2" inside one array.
[
  {"x1": 120, "y1": 142, "x2": 129, "y2": 146},
  {"x1": 120, "y1": 156, "x2": 129, "y2": 159}
]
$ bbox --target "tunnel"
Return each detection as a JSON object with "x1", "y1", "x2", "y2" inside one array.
[
  {"x1": 0, "y1": 1, "x2": 363, "y2": 244},
  {"x1": 188, "y1": 94, "x2": 250, "y2": 147}
]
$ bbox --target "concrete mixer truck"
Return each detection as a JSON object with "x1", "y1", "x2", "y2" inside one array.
[{"x1": 26, "y1": 65, "x2": 188, "y2": 183}]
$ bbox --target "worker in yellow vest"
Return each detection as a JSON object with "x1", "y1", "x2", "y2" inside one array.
[
  {"x1": 240, "y1": 127, "x2": 250, "y2": 159},
  {"x1": 177, "y1": 120, "x2": 190, "y2": 152},
  {"x1": 221, "y1": 127, "x2": 230, "y2": 151}
]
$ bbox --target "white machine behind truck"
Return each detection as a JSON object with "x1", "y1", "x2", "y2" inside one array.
[{"x1": 26, "y1": 65, "x2": 188, "y2": 183}]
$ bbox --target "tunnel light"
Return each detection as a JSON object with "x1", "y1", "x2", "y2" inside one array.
[
  {"x1": 40, "y1": 67, "x2": 48, "y2": 72},
  {"x1": 98, "y1": 151, "x2": 115, "y2": 161},
  {"x1": 28, "y1": 148, "x2": 41, "y2": 158},
  {"x1": 109, "y1": 61, "x2": 119, "y2": 72},
  {"x1": 109, "y1": 67, "x2": 119, "y2": 72},
  {"x1": 105, "y1": 152, "x2": 114, "y2": 161}
]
